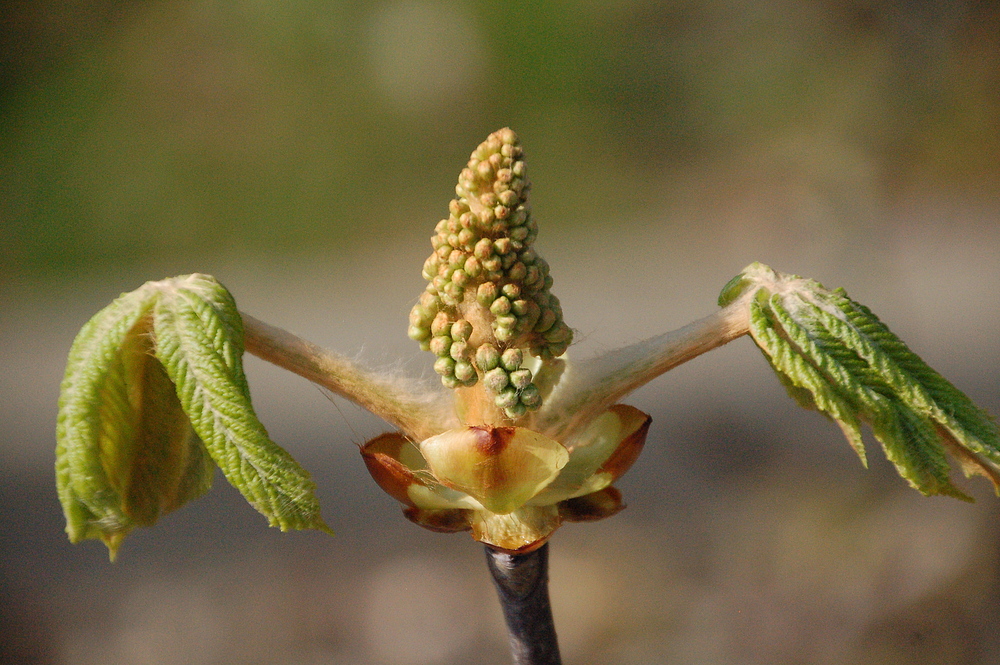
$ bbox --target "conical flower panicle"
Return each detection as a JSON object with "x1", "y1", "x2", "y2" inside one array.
[{"x1": 407, "y1": 128, "x2": 572, "y2": 421}]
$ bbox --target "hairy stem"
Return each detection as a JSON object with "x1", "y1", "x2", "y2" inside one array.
[
  {"x1": 537, "y1": 295, "x2": 752, "y2": 441},
  {"x1": 486, "y1": 543, "x2": 562, "y2": 665},
  {"x1": 240, "y1": 312, "x2": 455, "y2": 441}
]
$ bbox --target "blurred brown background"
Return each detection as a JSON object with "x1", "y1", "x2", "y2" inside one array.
[{"x1": 2, "y1": 1, "x2": 999, "y2": 663}]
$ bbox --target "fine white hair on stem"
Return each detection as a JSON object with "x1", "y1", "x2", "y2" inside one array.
[
  {"x1": 536, "y1": 295, "x2": 753, "y2": 442},
  {"x1": 241, "y1": 312, "x2": 457, "y2": 441}
]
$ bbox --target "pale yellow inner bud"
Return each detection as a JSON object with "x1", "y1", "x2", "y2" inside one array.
[{"x1": 418, "y1": 426, "x2": 569, "y2": 514}]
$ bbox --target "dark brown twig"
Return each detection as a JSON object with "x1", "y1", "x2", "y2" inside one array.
[{"x1": 485, "y1": 543, "x2": 562, "y2": 665}]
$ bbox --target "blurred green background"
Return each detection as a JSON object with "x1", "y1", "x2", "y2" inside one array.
[{"x1": 2, "y1": 1, "x2": 999, "y2": 663}]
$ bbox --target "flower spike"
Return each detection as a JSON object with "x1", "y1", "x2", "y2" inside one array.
[{"x1": 408, "y1": 128, "x2": 572, "y2": 424}]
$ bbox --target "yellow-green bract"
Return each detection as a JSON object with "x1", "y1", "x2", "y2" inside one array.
[{"x1": 55, "y1": 274, "x2": 330, "y2": 560}]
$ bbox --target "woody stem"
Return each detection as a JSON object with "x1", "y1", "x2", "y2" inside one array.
[{"x1": 485, "y1": 543, "x2": 562, "y2": 665}]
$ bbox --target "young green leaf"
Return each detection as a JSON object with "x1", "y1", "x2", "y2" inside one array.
[
  {"x1": 151, "y1": 275, "x2": 331, "y2": 535},
  {"x1": 56, "y1": 282, "x2": 215, "y2": 559},
  {"x1": 722, "y1": 262, "x2": 1000, "y2": 499},
  {"x1": 56, "y1": 274, "x2": 330, "y2": 559}
]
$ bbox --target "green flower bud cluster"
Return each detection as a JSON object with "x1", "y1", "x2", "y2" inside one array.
[{"x1": 407, "y1": 128, "x2": 573, "y2": 418}]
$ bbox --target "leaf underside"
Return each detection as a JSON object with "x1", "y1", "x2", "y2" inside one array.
[{"x1": 731, "y1": 263, "x2": 999, "y2": 500}]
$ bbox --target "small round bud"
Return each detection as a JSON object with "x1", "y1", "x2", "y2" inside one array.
[
  {"x1": 498, "y1": 128, "x2": 518, "y2": 145},
  {"x1": 494, "y1": 238, "x2": 513, "y2": 255},
  {"x1": 464, "y1": 255, "x2": 482, "y2": 278},
  {"x1": 519, "y1": 384, "x2": 541, "y2": 407},
  {"x1": 504, "y1": 404, "x2": 527, "y2": 419},
  {"x1": 478, "y1": 207, "x2": 495, "y2": 226},
  {"x1": 502, "y1": 283, "x2": 521, "y2": 299},
  {"x1": 407, "y1": 325, "x2": 430, "y2": 342},
  {"x1": 433, "y1": 356, "x2": 455, "y2": 376},
  {"x1": 499, "y1": 190, "x2": 519, "y2": 207},
  {"x1": 511, "y1": 299, "x2": 530, "y2": 316},
  {"x1": 490, "y1": 296, "x2": 511, "y2": 316},
  {"x1": 483, "y1": 367, "x2": 510, "y2": 393},
  {"x1": 444, "y1": 281, "x2": 463, "y2": 302},
  {"x1": 482, "y1": 256, "x2": 503, "y2": 273},
  {"x1": 509, "y1": 368, "x2": 532, "y2": 390},
  {"x1": 495, "y1": 387, "x2": 519, "y2": 409},
  {"x1": 534, "y1": 309, "x2": 556, "y2": 333},
  {"x1": 474, "y1": 237, "x2": 494, "y2": 259},
  {"x1": 449, "y1": 341, "x2": 469, "y2": 361},
  {"x1": 419, "y1": 291, "x2": 439, "y2": 310},
  {"x1": 422, "y1": 257, "x2": 438, "y2": 281},
  {"x1": 495, "y1": 326, "x2": 516, "y2": 342},
  {"x1": 544, "y1": 323, "x2": 572, "y2": 344},
  {"x1": 507, "y1": 262, "x2": 527, "y2": 281},
  {"x1": 457, "y1": 228, "x2": 475, "y2": 247},
  {"x1": 501, "y1": 348, "x2": 523, "y2": 371},
  {"x1": 431, "y1": 311, "x2": 452, "y2": 336},
  {"x1": 409, "y1": 304, "x2": 431, "y2": 327},
  {"x1": 524, "y1": 265, "x2": 541, "y2": 288},
  {"x1": 454, "y1": 360, "x2": 476, "y2": 382},
  {"x1": 451, "y1": 320, "x2": 473, "y2": 342},
  {"x1": 449, "y1": 199, "x2": 462, "y2": 215},
  {"x1": 451, "y1": 269, "x2": 470, "y2": 287},
  {"x1": 476, "y1": 343, "x2": 501, "y2": 371},
  {"x1": 495, "y1": 314, "x2": 518, "y2": 330},
  {"x1": 548, "y1": 340, "x2": 570, "y2": 357},
  {"x1": 477, "y1": 282, "x2": 498, "y2": 306},
  {"x1": 441, "y1": 374, "x2": 460, "y2": 389},
  {"x1": 429, "y1": 335, "x2": 452, "y2": 357},
  {"x1": 519, "y1": 301, "x2": 541, "y2": 331}
]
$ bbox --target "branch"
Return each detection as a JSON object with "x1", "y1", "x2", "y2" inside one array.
[
  {"x1": 536, "y1": 295, "x2": 752, "y2": 441},
  {"x1": 485, "y1": 543, "x2": 562, "y2": 665},
  {"x1": 240, "y1": 313, "x2": 456, "y2": 442}
]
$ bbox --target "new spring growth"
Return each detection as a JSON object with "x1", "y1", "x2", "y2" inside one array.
[
  {"x1": 56, "y1": 128, "x2": 999, "y2": 558},
  {"x1": 407, "y1": 128, "x2": 571, "y2": 423},
  {"x1": 363, "y1": 129, "x2": 653, "y2": 552}
]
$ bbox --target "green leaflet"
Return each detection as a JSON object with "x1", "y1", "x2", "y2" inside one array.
[
  {"x1": 152, "y1": 276, "x2": 331, "y2": 535},
  {"x1": 723, "y1": 262, "x2": 1000, "y2": 500},
  {"x1": 56, "y1": 275, "x2": 330, "y2": 559}
]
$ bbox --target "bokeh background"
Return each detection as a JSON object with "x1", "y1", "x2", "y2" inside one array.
[{"x1": 2, "y1": 1, "x2": 999, "y2": 663}]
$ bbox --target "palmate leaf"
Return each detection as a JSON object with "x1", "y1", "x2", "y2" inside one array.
[
  {"x1": 720, "y1": 262, "x2": 1000, "y2": 500},
  {"x1": 56, "y1": 274, "x2": 330, "y2": 559}
]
